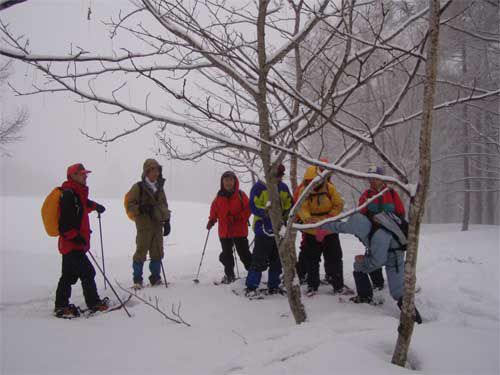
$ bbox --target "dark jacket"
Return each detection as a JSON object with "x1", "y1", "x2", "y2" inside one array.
[{"x1": 58, "y1": 179, "x2": 97, "y2": 255}]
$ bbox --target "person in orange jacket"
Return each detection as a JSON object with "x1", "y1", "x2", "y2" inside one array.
[{"x1": 296, "y1": 166, "x2": 352, "y2": 296}]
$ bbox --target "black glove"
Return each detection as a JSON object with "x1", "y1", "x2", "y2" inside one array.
[
  {"x1": 206, "y1": 219, "x2": 216, "y2": 230},
  {"x1": 163, "y1": 220, "x2": 171, "y2": 237},
  {"x1": 95, "y1": 203, "x2": 106, "y2": 214},
  {"x1": 139, "y1": 204, "x2": 154, "y2": 215},
  {"x1": 73, "y1": 234, "x2": 87, "y2": 246}
]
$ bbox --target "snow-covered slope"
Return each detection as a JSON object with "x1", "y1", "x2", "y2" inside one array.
[{"x1": 1, "y1": 195, "x2": 499, "y2": 375}]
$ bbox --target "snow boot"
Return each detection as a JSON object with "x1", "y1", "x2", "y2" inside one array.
[
  {"x1": 220, "y1": 274, "x2": 236, "y2": 284},
  {"x1": 89, "y1": 297, "x2": 110, "y2": 313},
  {"x1": 349, "y1": 295, "x2": 373, "y2": 304},
  {"x1": 333, "y1": 285, "x2": 355, "y2": 296},
  {"x1": 149, "y1": 275, "x2": 163, "y2": 286},
  {"x1": 132, "y1": 281, "x2": 144, "y2": 290},
  {"x1": 244, "y1": 288, "x2": 260, "y2": 298},
  {"x1": 54, "y1": 304, "x2": 81, "y2": 319}
]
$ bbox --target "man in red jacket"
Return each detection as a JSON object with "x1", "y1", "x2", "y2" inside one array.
[
  {"x1": 54, "y1": 163, "x2": 107, "y2": 318},
  {"x1": 207, "y1": 171, "x2": 252, "y2": 284}
]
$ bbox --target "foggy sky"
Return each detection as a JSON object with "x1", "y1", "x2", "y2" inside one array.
[{"x1": 0, "y1": 0, "x2": 233, "y2": 203}]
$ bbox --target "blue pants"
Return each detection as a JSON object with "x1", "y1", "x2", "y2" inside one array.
[
  {"x1": 246, "y1": 235, "x2": 282, "y2": 290},
  {"x1": 321, "y1": 213, "x2": 404, "y2": 300},
  {"x1": 133, "y1": 260, "x2": 161, "y2": 283}
]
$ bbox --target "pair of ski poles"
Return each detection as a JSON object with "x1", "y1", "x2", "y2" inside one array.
[
  {"x1": 87, "y1": 213, "x2": 132, "y2": 317},
  {"x1": 193, "y1": 229, "x2": 253, "y2": 283},
  {"x1": 89, "y1": 214, "x2": 168, "y2": 318},
  {"x1": 96, "y1": 213, "x2": 168, "y2": 289}
]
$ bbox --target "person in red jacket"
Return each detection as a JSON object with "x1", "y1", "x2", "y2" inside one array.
[
  {"x1": 207, "y1": 171, "x2": 252, "y2": 284},
  {"x1": 54, "y1": 163, "x2": 108, "y2": 318},
  {"x1": 358, "y1": 165, "x2": 406, "y2": 290}
]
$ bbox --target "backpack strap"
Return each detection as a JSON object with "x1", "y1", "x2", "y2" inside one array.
[{"x1": 137, "y1": 181, "x2": 143, "y2": 204}]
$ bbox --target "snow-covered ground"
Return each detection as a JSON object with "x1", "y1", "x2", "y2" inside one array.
[{"x1": 1, "y1": 195, "x2": 499, "y2": 375}]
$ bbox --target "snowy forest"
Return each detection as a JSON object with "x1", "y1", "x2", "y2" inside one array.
[{"x1": 1, "y1": 0, "x2": 499, "y2": 374}]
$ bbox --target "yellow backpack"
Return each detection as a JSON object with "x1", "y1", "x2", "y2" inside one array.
[
  {"x1": 41, "y1": 187, "x2": 62, "y2": 237},
  {"x1": 124, "y1": 182, "x2": 142, "y2": 221}
]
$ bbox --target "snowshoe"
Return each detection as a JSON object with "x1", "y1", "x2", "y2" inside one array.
[
  {"x1": 305, "y1": 287, "x2": 317, "y2": 297},
  {"x1": 244, "y1": 288, "x2": 261, "y2": 298},
  {"x1": 349, "y1": 295, "x2": 373, "y2": 304},
  {"x1": 333, "y1": 285, "x2": 355, "y2": 296},
  {"x1": 132, "y1": 282, "x2": 144, "y2": 290},
  {"x1": 89, "y1": 297, "x2": 110, "y2": 313},
  {"x1": 54, "y1": 304, "x2": 81, "y2": 319},
  {"x1": 349, "y1": 295, "x2": 384, "y2": 306},
  {"x1": 266, "y1": 286, "x2": 287, "y2": 296}
]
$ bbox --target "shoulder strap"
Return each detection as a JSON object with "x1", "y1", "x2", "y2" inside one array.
[{"x1": 137, "y1": 181, "x2": 143, "y2": 203}]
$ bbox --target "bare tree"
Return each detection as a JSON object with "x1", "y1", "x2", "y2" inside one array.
[
  {"x1": 1, "y1": 1, "x2": 499, "y2": 368},
  {"x1": 392, "y1": 0, "x2": 440, "y2": 366},
  {"x1": 0, "y1": 0, "x2": 28, "y2": 12},
  {"x1": 0, "y1": 60, "x2": 28, "y2": 156}
]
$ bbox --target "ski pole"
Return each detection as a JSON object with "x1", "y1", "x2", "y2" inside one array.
[
  {"x1": 97, "y1": 212, "x2": 107, "y2": 290},
  {"x1": 233, "y1": 245, "x2": 240, "y2": 279},
  {"x1": 160, "y1": 260, "x2": 168, "y2": 288},
  {"x1": 87, "y1": 251, "x2": 132, "y2": 318},
  {"x1": 193, "y1": 229, "x2": 211, "y2": 284}
]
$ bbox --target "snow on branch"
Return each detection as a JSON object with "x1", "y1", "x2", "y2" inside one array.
[
  {"x1": 384, "y1": 89, "x2": 500, "y2": 129},
  {"x1": 265, "y1": 0, "x2": 330, "y2": 67},
  {"x1": 293, "y1": 187, "x2": 390, "y2": 230}
]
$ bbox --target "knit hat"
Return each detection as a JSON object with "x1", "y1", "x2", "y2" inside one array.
[
  {"x1": 276, "y1": 164, "x2": 285, "y2": 177},
  {"x1": 367, "y1": 165, "x2": 385, "y2": 175}
]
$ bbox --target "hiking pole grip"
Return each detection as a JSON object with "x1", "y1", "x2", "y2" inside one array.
[
  {"x1": 194, "y1": 229, "x2": 211, "y2": 282},
  {"x1": 88, "y1": 251, "x2": 132, "y2": 318},
  {"x1": 97, "y1": 213, "x2": 107, "y2": 290}
]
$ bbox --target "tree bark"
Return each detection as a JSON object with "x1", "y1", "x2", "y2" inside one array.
[
  {"x1": 392, "y1": 0, "x2": 441, "y2": 366},
  {"x1": 256, "y1": 0, "x2": 306, "y2": 324},
  {"x1": 461, "y1": 40, "x2": 470, "y2": 231}
]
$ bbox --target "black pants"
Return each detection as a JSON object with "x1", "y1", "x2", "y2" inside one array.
[
  {"x1": 303, "y1": 233, "x2": 343, "y2": 290},
  {"x1": 353, "y1": 271, "x2": 373, "y2": 300},
  {"x1": 369, "y1": 268, "x2": 385, "y2": 288},
  {"x1": 296, "y1": 245, "x2": 308, "y2": 281},
  {"x1": 219, "y1": 237, "x2": 252, "y2": 278},
  {"x1": 249, "y1": 235, "x2": 281, "y2": 273},
  {"x1": 55, "y1": 251, "x2": 100, "y2": 309}
]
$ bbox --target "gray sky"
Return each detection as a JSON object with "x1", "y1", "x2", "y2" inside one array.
[{"x1": 0, "y1": 0, "x2": 229, "y2": 202}]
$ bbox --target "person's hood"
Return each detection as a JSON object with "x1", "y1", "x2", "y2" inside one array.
[
  {"x1": 218, "y1": 170, "x2": 239, "y2": 196},
  {"x1": 141, "y1": 158, "x2": 165, "y2": 187}
]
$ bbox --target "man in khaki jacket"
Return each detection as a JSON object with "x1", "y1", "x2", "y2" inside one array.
[{"x1": 126, "y1": 159, "x2": 170, "y2": 289}]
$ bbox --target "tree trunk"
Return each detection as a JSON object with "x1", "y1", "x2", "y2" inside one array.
[
  {"x1": 461, "y1": 41, "x2": 470, "y2": 231},
  {"x1": 256, "y1": 0, "x2": 306, "y2": 324},
  {"x1": 392, "y1": 0, "x2": 441, "y2": 366}
]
